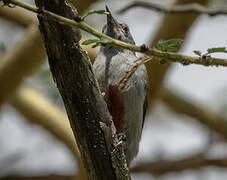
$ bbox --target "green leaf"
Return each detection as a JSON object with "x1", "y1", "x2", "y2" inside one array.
[
  {"x1": 82, "y1": 39, "x2": 99, "y2": 45},
  {"x1": 157, "y1": 39, "x2": 166, "y2": 49},
  {"x1": 157, "y1": 39, "x2": 184, "y2": 52},
  {"x1": 82, "y1": 37, "x2": 112, "y2": 48},
  {"x1": 207, "y1": 47, "x2": 227, "y2": 54},
  {"x1": 99, "y1": 37, "x2": 112, "y2": 44},
  {"x1": 193, "y1": 50, "x2": 202, "y2": 56},
  {"x1": 82, "y1": 10, "x2": 110, "y2": 20},
  {"x1": 165, "y1": 39, "x2": 184, "y2": 46},
  {"x1": 92, "y1": 43, "x2": 101, "y2": 48},
  {"x1": 166, "y1": 46, "x2": 178, "y2": 52},
  {"x1": 160, "y1": 59, "x2": 167, "y2": 64},
  {"x1": 87, "y1": 10, "x2": 110, "y2": 16},
  {"x1": 157, "y1": 40, "x2": 168, "y2": 52}
]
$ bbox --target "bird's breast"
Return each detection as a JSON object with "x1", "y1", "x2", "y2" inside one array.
[{"x1": 108, "y1": 85, "x2": 125, "y2": 132}]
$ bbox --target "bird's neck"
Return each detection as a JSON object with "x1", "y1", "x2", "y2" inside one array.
[{"x1": 100, "y1": 45, "x2": 135, "y2": 57}]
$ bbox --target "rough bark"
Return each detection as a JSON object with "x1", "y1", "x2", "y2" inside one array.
[{"x1": 34, "y1": 0, "x2": 130, "y2": 179}]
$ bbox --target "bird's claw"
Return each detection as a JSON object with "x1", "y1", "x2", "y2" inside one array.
[{"x1": 116, "y1": 133, "x2": 126, "y2": 146}]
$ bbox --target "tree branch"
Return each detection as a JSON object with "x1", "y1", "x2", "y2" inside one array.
[
  {"x1": 3, "y1": 0, "x2": 227, "y2": 68},
  {"x1": 0, "y1": 7, "x2": 86, "y2": 176},
  {"x1": 0, "y1": 175, "x2": 77, "y2": 180},
  {"x1": 142, "y1": 0, "x2": 209, "y2": 111},
  {"x1": 0, "y1": 6, "x2": 36, "y2": 27},
  {"x1": 118, "y1": 1, "x2": 227, "y2": 16},
  {"x1": 32, "y1": 0, "x2": 130, "y2": 179},
  {"x1": 0, "y1": 5, "x2": 97, "y2": 179},
  {"x1": 161, "y1": 88, "x2": 227, "y2": 141},
  {"x1": 68, "y1": 0, "x2": 100, "y2": 15},
  {"x1": 131, "y1": 153, "x2": 227, "y2": 175},
  {"x1": 9, "y1": 86, "x2": 85, "y2": 177},
  {"x1": 0, "y1": 24, "x2": 45, "y2": 104},
  {"x1": 0, "y1": 7, "x2": 98, "y2": 61}
]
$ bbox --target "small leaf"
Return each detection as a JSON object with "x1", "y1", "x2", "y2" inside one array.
[
  {"x1": 87, "y1": 10, "x2": 110, "y2": 16},
  {"x1": 157, "y1": 39, "x2": 166, "y2": 49},
  {"x1": 166, "y1": 46, "x2": 178, "y2": 52},
  {"x1": 157, "y1": 39, "x2": 183, "y2": 52},
  {"x1": 193, "y1": 50, "x2": 202, "y2": 56},
  {"x1": 92, "y1": 43, "x2": 101, "y2": 48},
  {"x1": 165, "y1": 39, "x2": 184, "y2": 46},
  {"x1": 207, "y1": 47, "x2": 227, "y2": 54},
  {"x1": 82, "y1": 37, "x2": 112, "y2": 47},
  {"x1": 99, "y1": 37, "x2": 112, "y2": 44},
  {"x1": 82, "y1": 39, "x2": 99, "y2": 45},
  {"x1": 160, "y1": 59, "x2": 167, "y2": 64},
  {"x1": 157, "y1": 40, "x2": 168, "y2": 52},
  {"x1": 82, "y1": 10, "x2": 110, "y2": 20}
]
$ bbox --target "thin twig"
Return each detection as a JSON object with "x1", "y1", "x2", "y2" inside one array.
[
  {"x1": 0, "y1": 25, "x2": 45, "y2": 104},
  {"x1": 131, "y1": 153, "x2": 227, "y2": 175},
  {"x1": 3, "y1": 0, "x2": 227, "y2": 67},
  {"x1": 117, "y1": 56, "x2": 152, "y2": 89},
  {"x1": 118, "y1": 1, "x2": 227, "y2": 16},
  {"x1": 0, "y1": 175, "x2": 78, "y2": 180},
  {"x1": 0, "y1": 6, "x2": 37, "y2": 27},
  {"x1": 161, "y1": 88, "x2": 227, "y2": 141}
]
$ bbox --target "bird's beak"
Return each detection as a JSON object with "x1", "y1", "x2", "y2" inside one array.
[{"x1": 106, "y1": 6, "x2": 118, "y2": 28}]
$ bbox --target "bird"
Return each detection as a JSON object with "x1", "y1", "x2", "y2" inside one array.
[{"x1": 93, "y1": 6, "x2": 147, "y2": 165}]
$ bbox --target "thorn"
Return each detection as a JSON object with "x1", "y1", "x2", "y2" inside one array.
[
  {"x1": 140, "y1": 44, "x2": 149, "y2": 52},
  {"x1": 134, "y1": 57, "x2": 144, "y2": 63},
  {"x1": 182, "y1": 60, "x2": 190, "y2": 66},
  {"x1": 37, "y1": 7, "x2": 43, "y2": 14},
  {"x1": 73, "y1": 14, "x2": 82, "y2": 22}
]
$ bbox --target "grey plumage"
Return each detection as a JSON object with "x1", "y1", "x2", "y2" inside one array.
[{"x1": 93, "y1": 6, "x2": 147, "y2": 164}]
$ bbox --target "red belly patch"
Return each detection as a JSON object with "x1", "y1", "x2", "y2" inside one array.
[{"x1": 108, "y1": 85, "x2": 125, "y2": 132}]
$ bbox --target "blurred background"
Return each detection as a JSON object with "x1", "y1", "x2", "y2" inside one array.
[{"x1": 0, "y1": 0, "x2": 227, "y2": 179}]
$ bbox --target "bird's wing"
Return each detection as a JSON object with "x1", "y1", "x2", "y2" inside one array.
[{"x1": 142, "y1": 95, "x2": 148, "y2": 129}]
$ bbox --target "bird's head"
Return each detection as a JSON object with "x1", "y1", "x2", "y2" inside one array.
[{"x1": 102, "y1": 6, "x2": 135, "y2": 45}]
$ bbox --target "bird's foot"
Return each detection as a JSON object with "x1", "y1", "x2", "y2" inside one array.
[
  {"x1": 116, "y1": 133, "x2": 126, "y2": 147},
  {"x1": 111, "y1": 133, "x2": 126, "y2": 154}
]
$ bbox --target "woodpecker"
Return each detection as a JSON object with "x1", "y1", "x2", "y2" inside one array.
[{"x1": 93, "y1": 7, "x2": 147, "y2": 164}]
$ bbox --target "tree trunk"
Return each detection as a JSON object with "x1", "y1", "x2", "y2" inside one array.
[{"x1": 34, "y1": 0, "x2": 130, "y2": 179}]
